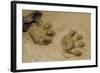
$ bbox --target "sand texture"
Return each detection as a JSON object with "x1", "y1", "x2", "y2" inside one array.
[{"x1": 22, "y1": 10, "x2": 91, "y2": 63}]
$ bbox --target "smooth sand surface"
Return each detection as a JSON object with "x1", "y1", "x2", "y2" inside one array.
[{"x1": 22, "y1": 10, "x2": 91, "y2": 63}]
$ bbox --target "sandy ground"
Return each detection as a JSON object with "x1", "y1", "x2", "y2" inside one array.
[{"x1": 22, "y1": 10, "x2": 91, "y2": 63}]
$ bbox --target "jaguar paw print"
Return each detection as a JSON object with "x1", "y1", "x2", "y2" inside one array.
[
  {"x1": 61, "y1": 30, "x2": 85, "y2": 58},
  {"x1": 28, "y1": 21, "x2": 56, "y2": 45}
]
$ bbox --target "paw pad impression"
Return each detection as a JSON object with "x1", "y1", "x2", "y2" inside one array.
[
  {"x1": 61, "y1": 30, "x2": 85, "y2": 58},
  {"x1": 28, "y1": 22, "x2": 56, "y2": 45}
]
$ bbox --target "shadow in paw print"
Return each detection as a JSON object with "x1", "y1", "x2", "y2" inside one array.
[
  {"x1": 23, "y1": 11, "x2": 43, "y2": 32},
  {"x1": 28, "y1": 22, "x2": 56, "y2": 45},
  {"x1": 23, "y1": 11, "x2": 56, "y2": 45},
  {"x1": 61, "y1": 30, "x2": 85, "y2": 58}
]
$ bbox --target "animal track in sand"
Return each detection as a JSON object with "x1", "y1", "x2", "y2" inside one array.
[
  {"x1": 28, "y1": 22, "x2": 56, "y2": 45},
  {"x1": 23, "y1": 11, "x2": 56, "y2": 45},
  {"x1": 61, "y1": 30, "x2": 85, "y2": 58}
]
